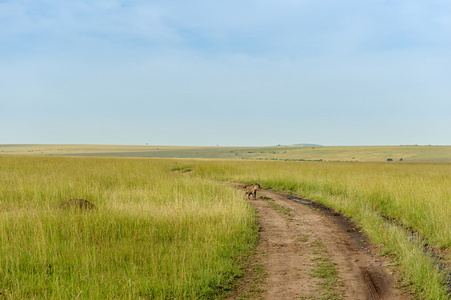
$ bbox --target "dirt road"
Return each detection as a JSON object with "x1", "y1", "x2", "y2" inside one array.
[{"x1": 232, "y1": 186, "x2": 412, "y2": 300}]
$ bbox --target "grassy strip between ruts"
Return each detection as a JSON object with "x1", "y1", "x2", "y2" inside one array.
[{"x1": 0, "y1": 156, "x2": 258, "y2": 299}]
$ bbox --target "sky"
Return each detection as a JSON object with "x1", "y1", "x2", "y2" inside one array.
[{"x1": 1, "y1": 0, "x2": 450, "y2": 146}]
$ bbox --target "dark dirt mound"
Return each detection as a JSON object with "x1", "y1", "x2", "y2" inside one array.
[{"x1": 59, "y1": 199, "x2": 97, "y2": 210}]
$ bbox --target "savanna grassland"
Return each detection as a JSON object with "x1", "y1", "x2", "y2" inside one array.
[
  {"x1": 1, "y1": 145, "x2": 450, "y2": 299},
  {"x1": 1, "y1": 144, "x2": 451, "y2": 162},
  {"x1": 0, "y1": 156, "x2": 257, "y2": 299}
]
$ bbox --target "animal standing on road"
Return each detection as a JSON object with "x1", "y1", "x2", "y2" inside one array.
[{"x1": 245, "y1": 183, "x2": 261, "y2": 200}]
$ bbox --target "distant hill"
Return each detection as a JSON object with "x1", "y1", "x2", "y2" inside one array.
[
  {"x1": 273, "y1": 143, "x2": 323, "y2": 147},
  {"x1": 291, "y1": 144, "x2": 323, "y2": 147}
]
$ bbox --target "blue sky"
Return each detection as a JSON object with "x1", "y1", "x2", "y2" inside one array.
[{"x1": 1, "y1": 0, "x2": 450, "y2": 146}]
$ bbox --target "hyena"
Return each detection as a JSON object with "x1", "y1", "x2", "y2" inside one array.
[{"x1": 245, "y1": 183, "x2": 261, "y2": 200}]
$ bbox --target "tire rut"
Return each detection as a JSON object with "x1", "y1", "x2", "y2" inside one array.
[{"x1": 361, "y1": 267, "x2": 381, "y2": 300}]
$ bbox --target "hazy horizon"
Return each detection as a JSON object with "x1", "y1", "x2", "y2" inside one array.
[{"x1": 1, "y1": 143, "x2": 449, "y2": 148}]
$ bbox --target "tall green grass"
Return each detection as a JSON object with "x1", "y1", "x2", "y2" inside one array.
[
  {"x1": 0, "y1": 156, "x2": 257, "y2": 299},
  {"x1": 195, "y1": 160, "x2": 451, "y2": 299}
]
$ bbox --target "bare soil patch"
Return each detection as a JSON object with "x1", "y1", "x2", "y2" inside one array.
[{"x1": 230, "y1": 184, "x2": 413, "y2": 300}]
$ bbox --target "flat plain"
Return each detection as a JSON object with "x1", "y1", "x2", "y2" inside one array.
[
  {"x1": 1, "y1": 144, "x2": 450, "y2": 299},
  {"x1": 1, "y1": 144, "x2": 451, "y2": 162}
]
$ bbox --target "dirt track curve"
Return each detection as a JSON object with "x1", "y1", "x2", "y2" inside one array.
[{"x1": 231, "y1": 185, "x2": 412, "y2": 300}]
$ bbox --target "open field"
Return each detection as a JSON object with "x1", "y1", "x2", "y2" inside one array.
[
  {"x1": 0, "y1": 156, "x2": 257, "y2": 299},
  {"x1": 1, "y1": 144, "x2": 451, "y2": 162},
  {"x1": 1, "y1": 153, "x2": 450, "y2": 299}
]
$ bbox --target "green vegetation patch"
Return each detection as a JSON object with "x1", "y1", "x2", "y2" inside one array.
[
  {"x1": 261, "y1": 196, "x2": 294, "y2": 218},
  {"x1": 309, "y1": 243, "x2": 343, "y2": 299}
]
